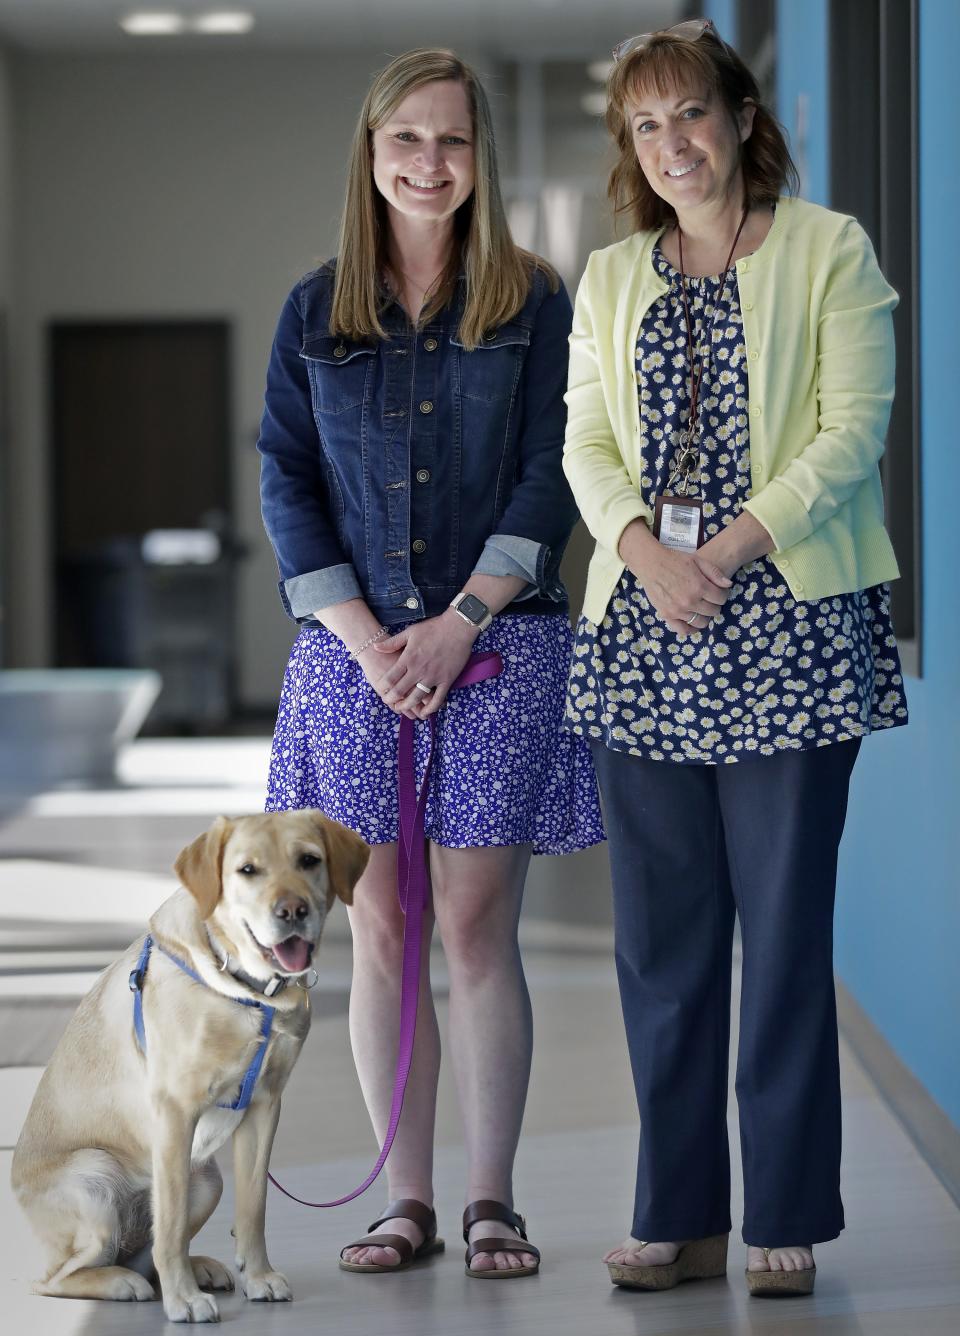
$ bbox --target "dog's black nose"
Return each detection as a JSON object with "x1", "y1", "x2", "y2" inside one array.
[{"x1": 273, "y1": 894, "x2": 310, "y2": 923}]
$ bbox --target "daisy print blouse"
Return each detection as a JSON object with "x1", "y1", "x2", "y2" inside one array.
[{"x1": 564, "y1": 242, "x2": 908, "y2": 764}]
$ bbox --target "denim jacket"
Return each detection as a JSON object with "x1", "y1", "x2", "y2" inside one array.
[{"x1": 257, "y1": 261, "x2": 578, "y2": 625}]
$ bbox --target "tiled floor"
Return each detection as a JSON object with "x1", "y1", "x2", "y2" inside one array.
[{"x1": 1, "y1": 739, "x2": 958, "y2": 1334}]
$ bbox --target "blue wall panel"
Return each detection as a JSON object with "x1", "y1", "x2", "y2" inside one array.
[
  {"x1": 833, "y1": 0, "x2": 960, "y2": 1128},
  {"x1": 704, "y1": 0, "x2": 738, "y2": 48},
  {"x1": 775, "y1": 0, "x2": 829, "y2": 205}
]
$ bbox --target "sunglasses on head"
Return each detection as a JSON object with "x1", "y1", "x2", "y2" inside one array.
[{"x1": 612, "y1": 18, "x2": 718, "y2": 64}]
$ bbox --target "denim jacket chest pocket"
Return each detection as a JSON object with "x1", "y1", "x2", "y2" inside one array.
[
  {"x1": 301, "y1": 335, "x2": 376, "y2": 416},
  {"x1": 451, "y1": 322, "x2": 531, "y2": 403}
]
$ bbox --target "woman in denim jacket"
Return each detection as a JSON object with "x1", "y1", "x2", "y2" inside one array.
[{"x1": 258, "y1": 48, "x2": 603, "y2": 1278}]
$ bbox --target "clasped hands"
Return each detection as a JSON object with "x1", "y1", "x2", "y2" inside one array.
[
  {"x1": 641, "y1": 542, "x2": 735, "y2": 638},
  {"x1": 620, "y1": 520, "x2": 742, "y2": 638},
  {"x1": 620, "y1": 511, "x2": 775, "y2": 637},
  {"x1": 356, "y1": 610, "x2": 479, "y2": 719}
]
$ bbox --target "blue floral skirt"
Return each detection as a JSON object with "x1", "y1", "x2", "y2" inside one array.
[{"x1": 266, "y1": 614, "x2": 604, "y2": 856}]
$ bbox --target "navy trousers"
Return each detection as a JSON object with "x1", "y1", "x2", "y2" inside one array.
[{"x1": 590, "y1": 738, "x2": 861, "y2": 1246}]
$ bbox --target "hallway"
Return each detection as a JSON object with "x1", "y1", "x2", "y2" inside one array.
[{"x1": 1, "y1": 740, "x2": 958, "y2": 1335}]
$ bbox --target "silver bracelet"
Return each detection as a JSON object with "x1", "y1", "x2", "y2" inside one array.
[{"x1": 348, "y1": 627, "x2": 388, "y2": 660}]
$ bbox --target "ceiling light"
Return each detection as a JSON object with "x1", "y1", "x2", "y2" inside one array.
[
  {"x1": 192, "y1": 11, "x2": 255, "y2": 34},
  {"x1": 587, "y1": 60, "x2": 614, "y2": 83},
  {"x1": 119, "y1": 12, "x2": 185, "y2": 36},
  {"x1": 581, "y1": 91, "x2": 608, "y2": 117}
]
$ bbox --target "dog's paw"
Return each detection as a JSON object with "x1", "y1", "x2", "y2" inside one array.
[
  {"x1": 190, "y1": 1256, "x2": 235, "y2": 1291},
  {"x1": 112, "y1": 1271, "x2": 157, "y2": 1302},
  {"x1": 162, "y1": 1288, "x2": 221, "y2": 1323},
  {"x1": 97, "y1": 1269, "x2": 157, "y2": 1302},
  {"x1": 243, "y1": 1270, "x2": 292, "y2": 1302},
  {"x1": 33, "y1": 1266, "x2": 156, "y2": 1302}
]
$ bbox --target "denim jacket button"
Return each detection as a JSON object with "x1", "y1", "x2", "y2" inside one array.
[
  {"x1": 405, "y1": 597, "x2": 419, "y2": 610},
  {"x1": 333, "y1": 344, "x2": 346, "y2": 358},
  {"x1": 412, "y1": 539, "x2": 427, "y2": 554},
  {"x1": 416, "y1": 468, "x2": 431, "y2": 483},
  {"x1": 419, "y1": 400, "x2": 434, "y2": 414},
  {"x1": 423, "y1": 337, "x2": 438, "y2": 352}
]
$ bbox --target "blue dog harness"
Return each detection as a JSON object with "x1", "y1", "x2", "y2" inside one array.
[{"x1": 129, "y1": 935, "x2": 275, "y2": 1113}]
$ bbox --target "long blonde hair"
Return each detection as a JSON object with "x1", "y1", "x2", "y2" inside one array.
[{"x1": 330, "y1": 48, "x2": 556, "y2": 349}]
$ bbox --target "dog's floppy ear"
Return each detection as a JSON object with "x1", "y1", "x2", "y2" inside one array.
[
  {"x1": 313, "y1": 813, "x2": 369, "y2": 906},
  {"x1": 174, "y1": 816, "x2": 232, "y2": 919}
]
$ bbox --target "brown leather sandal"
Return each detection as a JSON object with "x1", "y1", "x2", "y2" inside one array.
[
  {"x1": 338, "y1": 1198, "x2": 445, "y2": 1273},
  {"x1": 462, "y1": 1199, "x2": 541, "y2": 1278}
]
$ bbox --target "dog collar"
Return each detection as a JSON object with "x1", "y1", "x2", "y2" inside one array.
[{"x1": 205, "y1": 927, "x2": 290, "y2": 999}]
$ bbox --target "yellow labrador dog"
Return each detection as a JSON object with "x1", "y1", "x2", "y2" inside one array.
[{"x1": 12, "y1": 810, "x2": 368, "y2": 1323}]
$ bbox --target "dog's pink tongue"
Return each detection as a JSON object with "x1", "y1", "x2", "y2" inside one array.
[{"x1": 272, "y1": 936, "x2": 311, "y2": 973}]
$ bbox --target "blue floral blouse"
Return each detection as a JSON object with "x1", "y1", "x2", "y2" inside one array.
[{"x1": 564, "y1": 244, "x2": 909, "y2": 764}]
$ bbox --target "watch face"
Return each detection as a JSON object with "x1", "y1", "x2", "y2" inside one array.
[{"x1": 456, "y1": 593, "x2": 488, "y2": 624}]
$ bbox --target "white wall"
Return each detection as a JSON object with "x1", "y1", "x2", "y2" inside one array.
[
  {"x1": 8, "y1": 50, "x2": 388, "y2": 704},
  {"x1": 0, "y1": 43, "x2": 13, "y2": 664},
  {"x1": 0, "y1": 46, "x2": 10, "y2": 303}
]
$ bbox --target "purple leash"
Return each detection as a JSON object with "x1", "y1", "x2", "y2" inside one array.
[{"x1": 268, "y1": 649, "x2": 503, "y2": 1208}]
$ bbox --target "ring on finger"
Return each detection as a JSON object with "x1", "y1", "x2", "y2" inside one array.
[
  {"x1": 686, "y1": 612, "x2": 700, "y2": 626},
  {"x1": 414, "y1": 681, "x2": 435, "y2": 694}
]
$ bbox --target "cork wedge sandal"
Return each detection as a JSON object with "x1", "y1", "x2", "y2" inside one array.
[
  {"x1": 463, "y1": 1199, "x2": 541, "y2": 1278},
  {"x1": 339, "y1": 1199, "x2": 445, "y2": 1273},
  {"x1": 746, "y1": 1247, "x2": 816, "y2": 1296},
  {"x1": 606, "y1": 1234, "x2": 729, "y2": 1290}
]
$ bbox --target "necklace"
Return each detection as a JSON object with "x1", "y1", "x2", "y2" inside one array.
[
  {"x1": 388, "y1": 260, "x2": 445, "y2": 296},
  {"x1": 673, "y1": 206, "x2": 749, "y2": 478}
]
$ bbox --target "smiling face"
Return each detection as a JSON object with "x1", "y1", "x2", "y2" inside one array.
[
  {"x1": 371, "y1": 78, "x2": 476, "y2": 226},
  {"x1": 217, "y1": 818, "x2": 328, "y2": 977},
  {"x1": 626, "y1": 83, "x2": 755, "y2": 221},
  {"x1": 175, "y1": 810, "x2": 369, "y2": 981}
]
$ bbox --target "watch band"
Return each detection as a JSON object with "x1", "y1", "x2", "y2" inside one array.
[{"x1": 450, "y1": 592, "x2": 493, "y2": 632}]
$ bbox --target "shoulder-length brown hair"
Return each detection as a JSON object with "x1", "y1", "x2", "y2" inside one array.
[
  {"x1": 330, "y1": 48, "x2": 556, "y2": 349},
  {"x1": 606, "y1": 29, "x2": 799, "y2": 233}
]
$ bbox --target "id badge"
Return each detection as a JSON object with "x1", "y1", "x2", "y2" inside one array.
[{"x1": 653, "y1": 493, "x2": 704, "y2": 552}]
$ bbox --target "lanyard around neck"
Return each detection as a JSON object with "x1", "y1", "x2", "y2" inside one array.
[{"x1": 676, "y1": 206, "x2": 749, "y2": 448}]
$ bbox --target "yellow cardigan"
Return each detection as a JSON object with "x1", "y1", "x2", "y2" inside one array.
[{"x1": 563, "y1": 196, "x2": 901, "y2": 624}]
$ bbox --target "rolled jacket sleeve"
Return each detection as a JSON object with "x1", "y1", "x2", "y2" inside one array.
[
  {"x1": 472, "y1": 534, "x2": 540, "y2": 600},
  {"x1": 472, "y1": 275, "x2": 580, "y2": 598},
  {"x1": 283, "y1": 563, "x2": 362, "y2": 618},
  {"x1": 257, "y1": 284, "x2": 361, "y2": 619},
  {"x1": 742, "y1": 219, "x2": 898, "y2": 552}
]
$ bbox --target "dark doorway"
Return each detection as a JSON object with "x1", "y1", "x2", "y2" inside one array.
[
  {"x1": 50, "y1": 321, "x2": 236, "y2": 728},
  {"x1": 52, "y1": 321, "x2": 230, "y2": 559}
]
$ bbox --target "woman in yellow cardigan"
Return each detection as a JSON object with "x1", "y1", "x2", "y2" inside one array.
[{"x1": 563, "y1": 22, "x2": 908, "y2": 1297}]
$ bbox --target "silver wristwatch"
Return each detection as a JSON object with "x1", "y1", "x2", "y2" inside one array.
[{"x1": 449, "y1": 592, "x2": 493, "y2": 632}]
